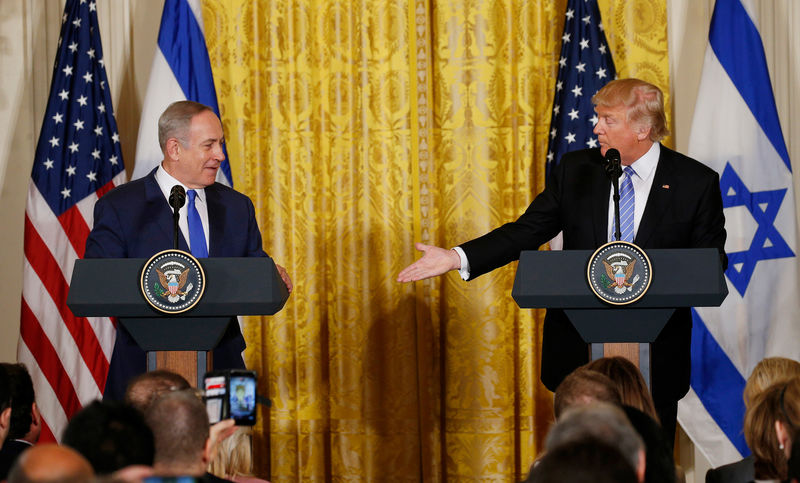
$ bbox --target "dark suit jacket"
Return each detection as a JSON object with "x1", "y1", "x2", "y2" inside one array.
[
  {"x1": 705, "y1": 455, "x2": 754, "y2": 483},
  {"x1": 0, "y1": 439, "x2": 33, "y2": 480},
  {"x1": 460, "y1": 146, "x2": 726, "y2": 402},
  {"x1": 85, "y1": 167, "x2": 269, "y2": 399}
]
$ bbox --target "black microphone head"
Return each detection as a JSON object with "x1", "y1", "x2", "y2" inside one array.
[
  {"x1": 169, "y1": 185, "x2": 186, "y2": 209},
  {"x1": 604, "y1": 148, "x2": 621, "y2": 163}
]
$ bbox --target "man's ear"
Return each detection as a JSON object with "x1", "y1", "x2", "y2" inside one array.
[
  {"x1": 0, "y1": 407, "x2": 11, "y2": 432},
  {"x1": 31, "y1": 402, "x2": 41, "y2": 428},
  {"x1": 201, "y1": 436, "x2": 213, "y2": 466},
  {"x1": 636, "y1": 125, "x2": 651, "y2": 142},
  {"x1": 165, "y1": 138, "x2": 182, "y2": 161}
]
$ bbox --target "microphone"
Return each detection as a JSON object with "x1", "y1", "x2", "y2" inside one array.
[
  {"x1": 169, "y1": 185, "x2": 186, "y2": 250},
  {"x1": 603, "y1": 148, "x2": 622, "y2": 179},
  {"x1": 169, "y1": 185, "x2": 186, "y2": 211}
]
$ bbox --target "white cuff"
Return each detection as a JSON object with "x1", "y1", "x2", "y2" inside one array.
[{"x1": 452, "y1": 246, "x2": 470, "y2": 281}]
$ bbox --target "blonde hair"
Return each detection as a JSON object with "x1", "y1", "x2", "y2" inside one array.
[
  {"x1": 592, "y1": 78, "x2": 670, "y2": 142},
  {"x1": 745, "y1": 377, "x2": 800, "y2": 480},
  {"x1": 585, "y1": 356, "x2": 659, "y2": 424},
  {"x1": 208, "y1": 427, "x2": 255, "y2": 478},
  {"x1": 744, "y1": 357, "x2": 800, "y2": 408}
]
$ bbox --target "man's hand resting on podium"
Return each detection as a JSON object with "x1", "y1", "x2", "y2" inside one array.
[
  {"x1": 397, "y1": 243, "x2": 461, "y2": 282},
  {"x1": 276, "y1": 264, "x2": 293, "y2": 293}
]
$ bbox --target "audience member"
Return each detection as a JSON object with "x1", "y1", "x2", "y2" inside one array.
[
  {"x1": 743, "y1": 376, "x2": 800, "y2": 481},
  {"x1": 208, "y1": 427, "x2": 268, "y2": 483},
  {"x1": 623, "y1": 405, "x2": 677, "y2": 483},
  {"x1": 0, "y1": 365, "x2": 12, "y2": 447},
  {"x1": 7, "y1": 443, "x2": 93, "y2": 483},
  {"x1": 146, "y1": 389, "x2": 229, "y2": 481},
  {"x1": 787, "y1": 427, "x2": 800, "y2": 483},
  {"x1": 585, "y1": 356, "x2": 659, "y2": 423},
  {"x1": 706, "y1": 357, "x2": 800, "y2": 483},
  {"x1": 61, "y1": 400, "x2": 155, "y2": 475},
  {"x1": 0, "y1": 364, "x2": 40, "y2": 479},
  {"x1": 524, "y1": 438, "x2": 638, "y2": 483},
  {"x1": 552, "y1": 367, "x2": 622, "y2": 419},
  {"x1": 125, "y1": 369, "x2": 192, "y2": 413},
  {"x1": 544, "y1": 402, "x2": 645, "y2": 482}
]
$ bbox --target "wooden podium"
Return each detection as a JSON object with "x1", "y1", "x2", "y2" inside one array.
[
  {"x1": 511, "y1": 248, "x2": 727, "y2": 388},
  {"x1": 67, "y1": 257, "x2": 288, "y2": 387}
]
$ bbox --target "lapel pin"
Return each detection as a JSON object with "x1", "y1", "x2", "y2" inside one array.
[{"x1": 662, "y1": 184, "x2": 670, "y2": 189}]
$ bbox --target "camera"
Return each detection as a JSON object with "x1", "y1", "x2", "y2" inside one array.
[{"x1": 203, "y1": 369, "x2": 257, "y2": 426}]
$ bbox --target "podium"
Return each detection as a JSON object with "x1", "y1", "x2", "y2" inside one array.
[
  {"x1": 67, "y1": 257, "x2": 289, "y2": 387},
  {"x1": 511, "y1": 248, "x2": 727, "y2": 387}
]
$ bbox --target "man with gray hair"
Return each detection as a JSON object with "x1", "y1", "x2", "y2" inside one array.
[
  {"x1": 545, "y1": 402, "x2": 646, "y2": 483},
  {"x1": 85, "y1": 101, "x2": 292, "y2": 400}
]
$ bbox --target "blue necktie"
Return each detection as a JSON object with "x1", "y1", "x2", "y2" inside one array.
[
  {"x1": 186, "y1": 190, "x2": 208, "y2": 258},
  {"x1": 616, "y1": 166, "x2": 636, "y2": 243}
]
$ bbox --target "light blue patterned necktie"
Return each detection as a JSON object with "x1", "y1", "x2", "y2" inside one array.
[
  {"x1": 186, "y1": 190, "x2": 208, "y2": 258},
  {"x1": 616, "y1": 166, "x2": 636, "y2": 243}
]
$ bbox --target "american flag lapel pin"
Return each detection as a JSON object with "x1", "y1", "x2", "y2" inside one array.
[{"x1": 662, "y1": 184, "x2": 670, "y2": 189}]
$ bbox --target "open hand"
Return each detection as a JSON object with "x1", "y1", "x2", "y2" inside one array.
[{"x1": 397, "y1": 243, "x2": 461, "y2": 282}]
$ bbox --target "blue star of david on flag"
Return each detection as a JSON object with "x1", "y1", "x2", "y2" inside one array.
[{"x1": 720, "y1": 163, "x2": 795, "y2": 296}]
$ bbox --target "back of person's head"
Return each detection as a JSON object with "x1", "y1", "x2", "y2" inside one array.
[
  {"x1": 585, "y1": 357, "x2": 659, "y2": 423},
  {"x1": 61, "y1": 400, "x2": 154, "y2": 475},
  {"x1": 622, "y1": 405, "x2": 676, "y2": 483},
  {"x1": 744, "y1": 357, "x2": 800, "y2": 408},
  {"x1": 745, "y1": 377, "x2": 800, "y2": 480},
  {"x1": 2, "y1": 363, "x2": 39, "y2": 442},
  {"x1": 208, "y1": 427, "x2": 254, "y2": 478},
  {"x1": 0, "y1": 365, "x2": 13, "y2": 445},
  {"x1": 525, "y1": 438, "x2": 638, "y2": 483},
  {"x1": 546, "y1": 402, "x2": 645, "y2": 480},
  {"x1": 146, "y1": 389, "x2": 210, "y2": 471},
  {"x1": 8, "y1": 443, "x2": 94, "y2": 483},
  {"x1": 124, "y1": 369, "x2": 191, "y2": 413},
  {"x1": 591, "y1": 78, "x2": 669, "y2": 142},
  {"x1": 553, "y1": 367, "x2": 622, "y2": 419}
]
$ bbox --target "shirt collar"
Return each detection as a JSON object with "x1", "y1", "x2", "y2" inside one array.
[
  {"x1": 627, "y1": 142, "x2": 660, "y2": 181},
  {"x1": 155, "y1": 164, "x2": 206, "y2": 203}
]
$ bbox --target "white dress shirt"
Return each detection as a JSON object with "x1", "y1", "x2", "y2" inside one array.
[{"x1": 155, "y1": 165, "x2": 210, "y2": 252}]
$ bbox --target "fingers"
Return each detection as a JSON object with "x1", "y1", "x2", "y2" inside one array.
[
  {"x1": 208, "y1": 418, "x2": 237, "y2": 461},
  {"x1": 397, "y1": 244, "x2": 458, "y2": 282},
  {"x1": 276, "y1": 264, "x2": 293, "y2": 293}
]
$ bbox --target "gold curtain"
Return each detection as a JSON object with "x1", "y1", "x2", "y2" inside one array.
[{"x1": 202, "y1": 0, "x2": 669, "y2": 480}]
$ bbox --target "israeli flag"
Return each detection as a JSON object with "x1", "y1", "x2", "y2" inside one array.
[
  {"x1": 132, "y1": 0, "x2": 232, "y2": 186},
  {"x1": 678, "y1": 0, "x2": 800, "y2": 466}
]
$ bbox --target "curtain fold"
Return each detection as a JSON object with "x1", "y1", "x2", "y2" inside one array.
[{"x1": 202, "y1": 0, "x2": 668, "y2": 480}]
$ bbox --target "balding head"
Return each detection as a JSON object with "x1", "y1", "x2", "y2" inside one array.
[
  {"x1": 125, "y1": 370, "x2": 191, "y2": 413},
  {"x1": 8, "y1": 444, "x2": 94, "y2": 483}
]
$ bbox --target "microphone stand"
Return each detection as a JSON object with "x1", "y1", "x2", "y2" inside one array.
[
  {"x1": 603, "y1": 150, "x2": 623, "y2": 242},
  {"x1": 168, "y1": 186, "x2": 186, "y2": 250}
]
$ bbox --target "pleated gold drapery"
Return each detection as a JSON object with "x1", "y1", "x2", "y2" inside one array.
[{"x1": 202, "y1": 0, "x2": 670, "y2": 480}]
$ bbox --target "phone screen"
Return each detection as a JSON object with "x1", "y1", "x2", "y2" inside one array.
[
  {"x1": 228, "y1": 374, "x2": 256, "y2": 425},
  {"x1": 204, "y1": 370, "x2": 257, "y2": 426}
]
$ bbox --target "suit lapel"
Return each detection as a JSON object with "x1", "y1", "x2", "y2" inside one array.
[
  {"x1": 592, "y1": 155, "x2": 611, "y2": 246},
  {"x1": 145, "y1": 169, "x2": 190, "y2": 252},
  {"x1": 635, "y1": 147, "x2": 675, "y2": 247},
  {"x1": 205, "y1": 184, "x2": 226, "y2": 257}
]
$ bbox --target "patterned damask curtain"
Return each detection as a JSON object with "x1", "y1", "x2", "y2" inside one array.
[{"x1": 202, "y1": 0, "x2": 668, "y2": 480}]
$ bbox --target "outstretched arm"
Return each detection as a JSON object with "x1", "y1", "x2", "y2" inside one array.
[{"x1": 397, "y1": 243, "x2": 462, "y2": 282}]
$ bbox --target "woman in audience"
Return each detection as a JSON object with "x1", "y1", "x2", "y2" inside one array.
[
  {"x1": 207, "y1": 427, "x2": 268, "y2": 483},
  {"x1": 585, "y1": 356, "x2": 659, "y2": 423},
  {"x1": 706, "y1": 357, "x2": 800, "y2": 483},
  {"x1": 744, "y1": 376, "x2": 800, "y2": 482}
]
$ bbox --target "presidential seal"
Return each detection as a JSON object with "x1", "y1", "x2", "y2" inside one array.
[
  {"x1": 140, "y1": 249, "x2": 205, "y2": 314},
  {"x1": 587, "y1": 241, "x2": 652, "y2": 305}
]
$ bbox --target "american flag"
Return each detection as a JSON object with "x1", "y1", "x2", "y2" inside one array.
[
  {"x1": 20, "y1": 0, "x2": 125, "y2": 442},
  {"x1": 546, "y1": 0, "x2": 616, "y2": 175}
]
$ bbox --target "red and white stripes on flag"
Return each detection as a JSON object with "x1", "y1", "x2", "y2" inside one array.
[{"x1": 20, "y1": 0, "x2": 126, "y2": 442}]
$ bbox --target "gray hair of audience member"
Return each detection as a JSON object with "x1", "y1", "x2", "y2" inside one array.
[
  {"x1": 525, "y1": 438, "x2": 638, "y2": 483},
  {"x1": 124, "y1": 369, "x2": 191, "y2": 413},
  {"x1": 553, "y1": 367, "x2": 622, "y2": 419},
  {"x1": 157, "y1": 100, "x2": 214, "y2": 151},
  {"x1": 145, "y1": 389, "x2": 210, "y2": 468},
  {"x1": 8, "y1": 443, "x2": 94, "y2": 483},
  {"x1": 546, "y1": 402, "x2": 645, "y2": 478}
]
